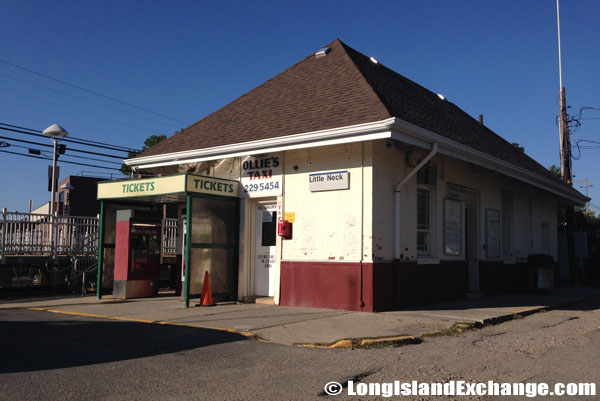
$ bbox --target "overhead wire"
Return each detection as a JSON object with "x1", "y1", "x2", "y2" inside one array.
[
  {"x1": 0, "y1": 58, "x2": 189, "y2": 125},
  {"x1": 0, "y1": 149, "x2": 123, "y2": 171},
  {"x1": 0, "y1": 125, "x2": 136, "y2": 154},
  {"x1": 0, "y1": 86, "x2": 160, "y2": 133},
  {"x1": 0, "y1": 122, "x2": 136, "y2": 152},
  {"x1": 2, "y1": 141, "x2": 122, "y2": 165},
  {"x1": 0, "y1": 135, "x2": 127, "y2": 160},
  {"x1": 0, "y1": 72, "x2": 183, "y2": 130}
]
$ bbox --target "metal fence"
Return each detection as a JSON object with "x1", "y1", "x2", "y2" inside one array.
[
  {"x1": 0, "y1": 209, "x2": 98, "y2": 257},
  {"x1": 2, "y1": 209, "x2": 179, "y2": 259},
  {"x1": 1, "y1": 209, "x2": 182, "y2": 291},
  {"x1": 162, "y1": 218, "x2": 178, "y2": 255}
]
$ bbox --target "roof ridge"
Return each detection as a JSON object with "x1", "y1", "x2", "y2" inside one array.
[
  {"x1": 139, "y1": 39, "x2": 390, "y2": 158},
  {"x1": 150, "y1": 47, "x2": 324, "y2": 153},
  {"x1": 341, "y1": 42, "x2": 568, "y2": 186},
  {"x1": 337, "y1": 41, "x2": 396, "y2": 118}
]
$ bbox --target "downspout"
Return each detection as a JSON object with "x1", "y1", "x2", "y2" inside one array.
[{"x1": 394, "y1": 143, "x2": 439, "y2": 260}]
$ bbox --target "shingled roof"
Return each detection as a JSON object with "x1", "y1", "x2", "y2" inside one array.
[{"x1": 135, "y1": 39, "x2": 578, "y2": 195}]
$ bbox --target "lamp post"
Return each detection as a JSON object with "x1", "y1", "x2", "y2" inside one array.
[{"x1": 43, "y1": 123, "x2": 69, "y2": 258}]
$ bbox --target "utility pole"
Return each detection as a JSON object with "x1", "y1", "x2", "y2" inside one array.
[
  {"x1": 556, "y1": 0, "x2": 578, "y2": 286},
  {"x1": 573, "y1": 179, "x2": 593, "y2": 214},
  {"x1": 557, "y1": 0, "x2": 572, "y2": 185}
]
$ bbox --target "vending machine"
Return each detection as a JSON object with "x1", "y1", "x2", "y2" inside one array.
[{"x1": 113, "y1": 209, "x2": 162, "y2": 299}]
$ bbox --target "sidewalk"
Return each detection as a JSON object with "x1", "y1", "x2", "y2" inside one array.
[{"x1": 2, "y1": 287, "x2": 599, "y2": 347}]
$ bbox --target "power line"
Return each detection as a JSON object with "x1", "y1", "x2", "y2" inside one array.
[
  {"x1": 0, "y1": 86, "x2": 159, "y2": 134},
  {"x1": 0, "y1": 126, "x2": 135, "y2": 155},
  {"x1": 0, "y1": 134, "x2": 126, "y2": 160},
  {"x1": 0, "y1": 58, "x2": 189, "y2": 125},
  {"x1": 0, "y1": 72, "x2": 184, "y2": 130},
  {"x1": 0, "y1": 122, "x2": 137, "y2": 152},
  {"x1": 4, "y1": 142, "x2": 122, "y2": 165},
  {"x1": 0, "y1": 149, "x2": 123, "y2": 171}
]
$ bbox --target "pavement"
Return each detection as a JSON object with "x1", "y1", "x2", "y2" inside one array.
[{"x1": 2, "y1": 286, "x2": 599, "y2": 348}]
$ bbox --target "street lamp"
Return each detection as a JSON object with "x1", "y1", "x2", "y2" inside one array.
[{"x1": 43, "y1": 123, "x2": 69, "y2": 258}]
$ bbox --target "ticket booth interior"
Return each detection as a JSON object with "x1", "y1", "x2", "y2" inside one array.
[{"x1": 96, "y1": 174, "x2": 239, "y2": 307}]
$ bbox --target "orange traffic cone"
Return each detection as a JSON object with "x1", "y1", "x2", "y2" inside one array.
[{"x1": 196, "y1": 271, "x2": 215, "y2": 307}]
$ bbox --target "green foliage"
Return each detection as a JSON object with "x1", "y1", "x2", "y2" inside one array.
[
  {"x1": 120, "y1": 134, "x2": 167, "y2": 175},
  {"x1": 548, "y1": 164, "x2": 561, "y2": 178},
  {"x1": 511, "y1": 142, "x2": 524, "y2": 153}
]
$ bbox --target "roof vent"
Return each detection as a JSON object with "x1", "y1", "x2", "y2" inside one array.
[
  {"x1": 437, "y1": 93, "x2": 446, "y2": 101},
  {"x1": 315, "y1": 47, "x2": 331, "y2": 58},
  {"x1": 369, "y1": 57, "x2": 378, "y2": 64}
]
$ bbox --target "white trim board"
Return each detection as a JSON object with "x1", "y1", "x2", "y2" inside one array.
[{"x1": 126, "y1": 117, "x2": 587, "y2": 205}]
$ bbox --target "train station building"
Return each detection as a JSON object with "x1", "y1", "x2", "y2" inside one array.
[{"x1": 97, "y1": 39, "x2": 587, "y2": 311}]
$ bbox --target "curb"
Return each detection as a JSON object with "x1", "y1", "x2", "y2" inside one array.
[
  {"x1": 23, "y1": 293, "x2": 598, "y2": 350},
  {"x1": 26, "y1": 307, "x2": 262, "y2": 341},
  {"x1": 303, "y1": 294, "x2": 600, "y2": 349}
]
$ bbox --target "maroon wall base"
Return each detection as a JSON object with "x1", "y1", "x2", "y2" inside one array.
[
  {"x1": 280, "y1": 261, "x2": 373, "y2": 311},
  {"x1": 280, "y1": 260, "x2": 469, "y2": 312},
  {"x1": 479, "y1": 261, "x2": 531, "y2": 295},
  {"x1": 383, "y1": 261, "x2": 468, "y2": 309}
]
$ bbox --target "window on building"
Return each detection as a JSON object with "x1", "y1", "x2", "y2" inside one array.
[
  {"x1": 58, "y1": 191, "x2": 64, "y2": 215},
  {"x1": 485, "y1": 209, "x2": 501, "y2": 258},
  {"x1": 501, "y1": 191, "x2": 513, "y2": 257},
  {"x1": 443, "y1": 198, "x2": 462, "y2": 255},
  {"x1": 261, "y1": 211, "x2": 277, "y2": 247},
  {"x1": 417, "y1": 189, "x2": 431, "y2": 255},
  {"x1": 417, "y1": 163, "x2": 437, "y2": 186}
]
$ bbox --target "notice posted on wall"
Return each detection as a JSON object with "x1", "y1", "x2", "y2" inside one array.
[
  {"x1": 444, "y1": 198, "x2": 462, "y2": 255},
  {"x1": 240, "y1": 153, "x2": 283, "y2": 198}
]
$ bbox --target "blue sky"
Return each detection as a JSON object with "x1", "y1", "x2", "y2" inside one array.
[{"x1": 1, "y1": 0, "x2": 599, "y2": 212}]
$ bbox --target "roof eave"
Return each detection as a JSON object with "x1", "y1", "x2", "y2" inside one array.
[
  {"x1": 124, "y1": 118, "x2": 397, "y2": 168},
  {"x1": 391, "y1": 118, "x2": 589, "y2": 205},
  {"x1": 125, "y1": 116, "x2": 587, "y2": 205}
]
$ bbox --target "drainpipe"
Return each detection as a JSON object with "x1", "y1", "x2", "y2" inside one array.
[{"x1": 394, "y1": 143, "x2": 439, "y2": 260}]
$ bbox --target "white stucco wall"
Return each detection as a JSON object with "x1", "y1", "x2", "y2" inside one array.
[
  {"x1": 281, "y1": 142, "x2": 372, "y2": 262},
  {"x1": 371, "y1": 139, "x2": 560, "y2": 262}
]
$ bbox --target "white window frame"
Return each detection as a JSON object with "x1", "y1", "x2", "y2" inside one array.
[{"x1": 443, "y1": 198, "x2": 463, "y2": 256}]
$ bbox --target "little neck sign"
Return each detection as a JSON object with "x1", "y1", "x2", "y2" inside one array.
[
  {"x1": 97, "y1": 173, "x2": 239, "y2": 200},
  {"x1": 308, "y1": 170, "x2": 350, "y2": 192}
]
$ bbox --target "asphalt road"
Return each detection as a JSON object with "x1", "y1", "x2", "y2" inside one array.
[{"x1": 1, "y1": 297, "x2": 599, "y2": 401}]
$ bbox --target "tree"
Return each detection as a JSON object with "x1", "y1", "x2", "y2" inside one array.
[
  {"x1": 548, "y1": 164, "x2": 561, "y2": 178},
  {"x1": 511, "y1": 142, "x2": 524, "y2": 153},
  {"x1": 120, "y1": 134, "x2": 167, "y2": 175}
]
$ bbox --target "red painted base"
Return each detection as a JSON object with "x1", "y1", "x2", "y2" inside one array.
[
  {"x1": 280, "y1": 260, "x2": 469, "y2": 312},
  {"x1": 280, "y1": 262, "x2": 373, "y2": 312}
]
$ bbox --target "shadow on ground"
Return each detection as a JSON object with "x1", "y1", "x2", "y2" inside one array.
[
  {"x1": 395, "y1": 288, "x2": 600, "y2": 312},
  {"x1": 0, "y1": 308, "x2": 247, "y2": 374}
]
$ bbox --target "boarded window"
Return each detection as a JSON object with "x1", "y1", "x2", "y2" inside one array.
[
  {"x1": 485, "y1": 209, "x2": 501, "y2": 259},
  {"x1": 444, "y1": 198, "x2": 462, "y2": 255},
  {"x1": 417, "y1": 189, "x2": 431, "y2": 255}
]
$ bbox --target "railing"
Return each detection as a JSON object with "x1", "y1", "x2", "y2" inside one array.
[
  {"x1": 1, "y1": 209, "x2": 99, "y2": 257},
  {"x1": 1, "y1": 209, "x2": 179, "y2": 292},
  {"x1": 162, "y1": 218, "x2": 178, "y2": 255}
]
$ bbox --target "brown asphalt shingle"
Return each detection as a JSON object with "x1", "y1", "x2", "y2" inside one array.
[
  {"x1": 139, "y1": 39, "x2": 390, "y2": 158},
  {"x1": 135, "y1": 39, "x2": 581, "y2": 198}
]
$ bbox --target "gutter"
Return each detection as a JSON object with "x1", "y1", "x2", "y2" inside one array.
[
  {"x1": 390, "y1": 119, "x2": 589, "y2": 205},
  {"x1": 125, "y1": 118, "x2": 397, "y2": 168},
  {"x1": 394, "y1": 143, "x2": 439, "y2": 260},
  {"x1": 125, "y1": 116, "x2": 588, "y2": 205}
]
